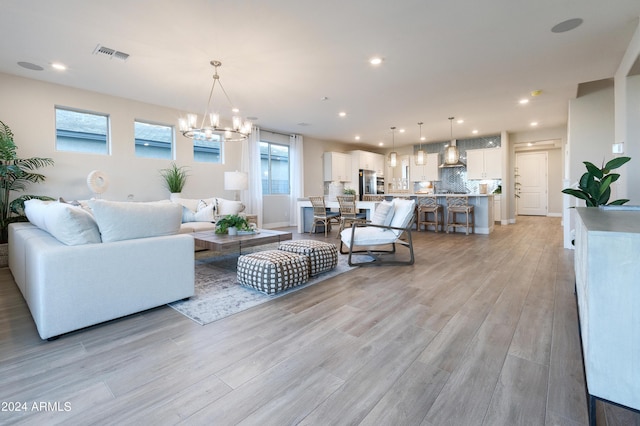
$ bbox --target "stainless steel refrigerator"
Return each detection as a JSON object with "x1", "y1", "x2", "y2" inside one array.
[{"x1": 359, "y1": 169, "x2": 376, "y2": 200}]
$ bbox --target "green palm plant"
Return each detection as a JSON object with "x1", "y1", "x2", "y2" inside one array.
[
  {"x1": 0, "y1": 120, "x2": 55, "y2": 243},
  {"x1": 562, "y1": 156, "x2": 631, "y2": 207}
]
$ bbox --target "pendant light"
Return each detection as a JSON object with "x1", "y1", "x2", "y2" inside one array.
[
  {"x1": 415, "y1": 121, "x2": 426, "y2": 166},
  {"x1": 387, "y1": 126, "x2": 397, "y2": 167},
  {"x1": 444, "y1": 117, "x2": 460, "y2": 165}
]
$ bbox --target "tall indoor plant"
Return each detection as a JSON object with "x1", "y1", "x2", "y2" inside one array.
[
  {"x1": 159, "y1": 162, "x2": 189, "y2": 195},
  {"x1": 562, "y1": 156, "x2": 631, "y2": 206},
  {"x1": 0, "y1": 120, "x2": 54, "y2": 244}
]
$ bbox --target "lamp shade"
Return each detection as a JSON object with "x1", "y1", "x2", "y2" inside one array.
[{"x1": 224, "y1": 171, "x2": 248, "y2": 191}]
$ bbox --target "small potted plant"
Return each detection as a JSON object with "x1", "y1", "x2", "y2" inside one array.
[
  {"x1": 215, "y1": 214, "x2": 250, "y2": 235},
  {"x1": 159, "y1": 162, "x2": 189, "y2": 197},
  {"x1": 343, "y1": 188, "x2": 356, "y2": 196}
]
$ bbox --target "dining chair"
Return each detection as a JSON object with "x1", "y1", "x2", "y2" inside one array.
[
  {"x1": 308, "y1": 196, "x2": 340, "y2": 237},
  {"x1": 336, "y1": 195, "x2": 367, "y2": 237}
]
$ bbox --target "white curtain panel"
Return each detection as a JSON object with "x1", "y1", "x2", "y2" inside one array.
[
  {"x1": 241, "y1": 126, "x2": 263, "y2": 228},
  {"x1": 289, "y1": 134, "x2": 304, "y2": 226}
]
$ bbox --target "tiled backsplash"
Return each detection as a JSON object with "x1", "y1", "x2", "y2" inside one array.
[{"x1": 415, "y1": 135, "x2": 501, "y2": 194}]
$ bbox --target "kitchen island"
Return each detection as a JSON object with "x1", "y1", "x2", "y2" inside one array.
[{"x1": 297, "y1": 194, "x2": 494, "y2": 234}]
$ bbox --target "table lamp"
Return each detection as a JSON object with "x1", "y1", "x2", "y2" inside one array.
[{"x1": 224, "y1": 171, "x2": 248, "y2": 201}]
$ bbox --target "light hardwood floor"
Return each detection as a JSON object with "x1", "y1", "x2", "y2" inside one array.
[{"x1": 1, "y1": 216, "x2": 638, "y2": 425}]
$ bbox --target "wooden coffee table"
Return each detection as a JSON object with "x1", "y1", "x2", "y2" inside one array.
[{"x1": 192, "y1": 229, "x2": 292, "y2": 253}]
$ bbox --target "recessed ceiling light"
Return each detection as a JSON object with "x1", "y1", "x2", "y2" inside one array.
[
  {"x1": 527, "y1": 142, "x2": 533, "y2": 146},
  {"x1": 355, "y1": 135, "x2": 360, "y2": 140},
  {"x1": 551, "y1": 18, "x2": 583, "y2": 34},
  {"x1": 51, "y1": 62, "x2": 67, "y2": 71},
  {"x1": 530, "y1": 121, "x2": 539, "y2": 127},
  {"x1": 457, "y1": 119, "x2": 464, "y2": 124},
  {"x1": 369, "y1": 57, "x2": 383, "y2": 65},
  {"x1": 378, "y1": 142, "x2": 384, "y2": 146},
  {"x1": 472, "y1": 129, "x2": 479, "y2": 134},
  {"x1": 232, "y1": 108, "x2": 240, "y2": 113},
  {"x1": 519, "y1": 99, "x2": 529, "y2": 105},
  {"x1": 420, "y1": 136, "x2": 426, "y2": 141},
  {"x1": 339, "y1": 111, "x2": 347, "y2": 117},
  {"x1": 399, "y1": 128, "x2": 405, "y2": 133}
]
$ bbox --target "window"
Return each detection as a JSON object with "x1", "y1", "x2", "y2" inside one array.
[
  {"x1": 193, "y1": 136, "x2": 222, "y2": 163},
  {"x1": 134, "y1": 120, "x2": 173, "y2": 159},
  {"x1": 55, "y1": 107, "x2": 109, "y2": 154},
  {"x1": 260, "y1": 142, "x2": 290, "y2": 194}
]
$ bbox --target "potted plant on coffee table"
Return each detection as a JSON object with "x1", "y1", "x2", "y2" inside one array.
[
  {"x1": 0, "y1": 120, "x2": 54, "y2": 264},
  {"x1": 215, "y1": 214, "x2": 250, "y2": 235}
]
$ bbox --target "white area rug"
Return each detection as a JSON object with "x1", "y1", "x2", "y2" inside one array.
[{"x1": 168, "y1": 249, "x2": 367, "y2": 325}]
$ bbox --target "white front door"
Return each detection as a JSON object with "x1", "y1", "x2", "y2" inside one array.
[{"x1": 516, "y1": 152, "x2": 548, "y2": 216}]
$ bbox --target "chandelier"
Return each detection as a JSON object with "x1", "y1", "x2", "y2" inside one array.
[
  {"x1": 179, "y1": 60, "x2": 252, "y2": 142},
  {"x1": 387, "y1": 126, "x2": 397, "y2": 167},
  {"x1": 415, "y1": 121, "x2": 426, "y2": 166},
  {"x1": 444, "y1": 117, "x2": 460, "y2": 165}
]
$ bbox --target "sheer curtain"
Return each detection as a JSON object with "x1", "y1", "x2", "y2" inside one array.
[
  {"x1": 241, "y1": 126, "x2": 263, "y2": 228},
  {"x1": 289, "y1": 134, "x2": 304, "y2": 226}
]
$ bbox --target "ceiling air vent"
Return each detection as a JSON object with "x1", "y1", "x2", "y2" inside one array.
[{"x1": 92, "y1": 44, "x2": 130, "y2": 62}]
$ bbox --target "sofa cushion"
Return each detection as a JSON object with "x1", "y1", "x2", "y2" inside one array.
[
  {"x1": 89, "y1": 200, "x2": 182, "y2": 243},
  {"x1": 216, "y1": 198, "x2": 245, "y2": 216},
  {"x1": 25, "y1": 199, "x2": 101, "y2": 246},
  {"x1": 171, "y1": 197, "x2": 215, "y2": 213},
  {"x1": 195, "y1": 199, "x2": 216, "y2": 221},
  {"x1": 389, "y1": 199, "x2": 416, "y2": 235}
]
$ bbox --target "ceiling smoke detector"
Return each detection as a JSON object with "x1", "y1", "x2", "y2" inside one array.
[{"x1": 92, "y1": 44, "x2": 129, "y2": 61}]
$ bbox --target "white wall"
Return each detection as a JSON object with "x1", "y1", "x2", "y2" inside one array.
[{"x1": 0, "y1": 72, "x2": 243, "y2": 202}]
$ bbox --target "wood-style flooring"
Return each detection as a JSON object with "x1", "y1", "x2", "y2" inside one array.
[{"x1": 1, "y1": 216, "x2": 638, "y2": 425}]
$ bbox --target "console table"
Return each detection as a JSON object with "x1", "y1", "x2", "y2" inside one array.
[{"x1": 574, "y1": 207, "x2": 640, "y2": 424}]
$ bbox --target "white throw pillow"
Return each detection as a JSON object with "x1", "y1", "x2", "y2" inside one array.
[
  {"x1": 43, "y1": 202, "x2": 102, "y2": 245},
  {"x1": 370, "y1": 201, "x2": 394, "y2": 227},
  {"x1": 216, "y1": 198, "x2": 245, "y2": 216},
  {"x1": 26, "y1": 199, "x2": 101, "y2": 245},
  {"x1": 195, "y1": 200, "x2": 215, "y2": 222},
  {"x1": 24, "y1": 199, "x2": 53, "y2": 230},
  {"x1": 89, "y1": 200, "x2": 182, "y2": 243},
  {"x1": 181, "y1": 206, "x2": 196, "y2": 223}
]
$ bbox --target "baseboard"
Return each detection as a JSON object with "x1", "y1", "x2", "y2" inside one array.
[
  {"x1": 262, "y1": 221, "x2": 290, "y2": 229},
  {"x1": 547, "y1": 213, "x2": 562, "y2": 217}
]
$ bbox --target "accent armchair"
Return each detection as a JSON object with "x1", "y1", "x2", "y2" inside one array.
[{"x1": 339, "y1": 198, "x2": 416, "y2": 266}]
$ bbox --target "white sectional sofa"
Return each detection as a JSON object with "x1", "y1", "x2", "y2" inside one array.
[
  {"x1": 8, "y1": 199, "x2": 195, "y2": 340},
  {"x1": 170, "y1": 195, "x2": 246, "y2": 235}
]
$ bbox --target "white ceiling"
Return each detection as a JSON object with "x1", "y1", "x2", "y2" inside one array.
[{"x1": 1, "y1": 0, "x2": 639, "y2": 148}]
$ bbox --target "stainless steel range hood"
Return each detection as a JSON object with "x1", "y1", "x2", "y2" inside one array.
[
  {"x1": 439, "y1": 139, "x2": 466, "y2": 168},
  {"x1": 439, "y1": 159, "x2": 466, "y2": 168}
]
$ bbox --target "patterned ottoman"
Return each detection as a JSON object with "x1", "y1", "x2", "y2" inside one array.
[
  {"x1": 237, "y1": 250, "x2": 310, "y2": 295},
  {"x1": 278, "y1": 240, "x2": 338, "y2": 276}
]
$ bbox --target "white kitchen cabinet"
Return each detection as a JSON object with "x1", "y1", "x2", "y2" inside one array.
[
  {"x1": 349, "y1": 150, "x2": 385, "y2": 176},
  {"x1": 323, "y1": 152, "x2": 351, "y2": 182},
  {"x1": 410, "y1": 153, "x2": 439, "y2": 182},
  {"x1": 494, "y1": 195, "x2": 501, "y2": 222},
  {"x1": 467, "y1": 148, "x2": 502, "y2": 180}
]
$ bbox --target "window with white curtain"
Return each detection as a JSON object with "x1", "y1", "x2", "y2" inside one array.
[{"x1": 260, "y1": 141, "x2": 290, "y2": 194}]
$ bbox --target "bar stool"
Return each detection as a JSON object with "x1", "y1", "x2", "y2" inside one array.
[
  {"x1": 446, "y1": 196, "x2": 474, "y2": 235},
  {"x1": 417, "y1": 196, "x2": 443, "y2": 232}
]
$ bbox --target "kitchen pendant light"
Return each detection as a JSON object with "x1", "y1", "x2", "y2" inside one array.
[
  {"x1": 444, "y1": 117, "x2": 460, "y2": 165},
  {"x1": 387, "y1": 126, "x2": 397, "y2": 167},
  {"x1": 415, "y1": 121, "x2": 426, "y2": 166}
]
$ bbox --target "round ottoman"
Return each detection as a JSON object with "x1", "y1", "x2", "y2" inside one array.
[
  {"x1": 237, "y1": 250, "x2": 310, "y2": 295},
  {"x1": 278, "y1": 240, "x2": 338, "y2": 276}
]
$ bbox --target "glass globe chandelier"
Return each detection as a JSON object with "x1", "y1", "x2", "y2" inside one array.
[{"x1": 444, "y1": 117, "x2": 460, "y2": 165}]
